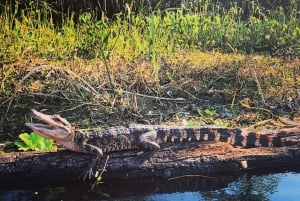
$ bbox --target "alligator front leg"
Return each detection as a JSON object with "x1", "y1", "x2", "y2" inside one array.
[
  {"x1": 138, "y1": 130, "x2": 160, "y2": 150},
  {"x1": 133, "y1": 130, "x2": 160, "y2": 162},
  {"x1": 81, "y1": 143, "x2": 103, "y2": 181}
]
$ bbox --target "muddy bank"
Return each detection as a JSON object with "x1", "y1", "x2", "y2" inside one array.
[{"x1": 0, "y1": 142, "x2": 299, "y2": 187}]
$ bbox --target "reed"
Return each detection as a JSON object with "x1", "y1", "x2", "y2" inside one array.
[{"x1": 1, "y1": 1, "x2": 299, "y2": 63}]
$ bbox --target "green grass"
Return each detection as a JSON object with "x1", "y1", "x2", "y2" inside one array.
[{"x1": 0, "y1": 1, "x2": 299, "y2": 62}]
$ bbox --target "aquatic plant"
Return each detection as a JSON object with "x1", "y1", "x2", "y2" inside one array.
[{"x1": 14, "y1": 132, "x2": 57, "y2": 151}]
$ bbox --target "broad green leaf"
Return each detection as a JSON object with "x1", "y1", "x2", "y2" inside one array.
[
  {"x1": 14, "y1": 141, "x2": 31, "y2": 151},
  {"x1": 14, "y1": 132, "x2": 57, "y2": 152},
  {"x1": 31, "y1": 133, "x2": 45, "y2": 150},
  {"x1": 18, "y1": 133, "x2": 34, "y2": 148}
]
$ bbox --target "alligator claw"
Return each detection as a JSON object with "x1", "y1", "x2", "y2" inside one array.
[
  {"x1": 80, "y1": 167, "x2": 94, "y2": 181},
  {"x1": 79, "y1": 154, "x2": 102, "y2": 181}
]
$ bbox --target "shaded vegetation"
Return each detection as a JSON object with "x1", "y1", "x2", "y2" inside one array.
[{"x1": 0, "y1": 0, "x2": 300, "y2": 149}]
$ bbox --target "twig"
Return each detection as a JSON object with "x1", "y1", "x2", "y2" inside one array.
[
  {"x1": 27, "y1": 92, "x2": 71, "y2": 100},
  {"x1": 250, "y1": 64, "x2": 266, "y2": 105},
  {"x1": 231, "y1": 77, "x2": 245, "y2": 110},
  {"x1": 240, "y1": 99, "x2": 275, "y2": 118},
  {"x1": 58, "y1": 102, "x2": 106, "y2": 113},
  {"x1": 101, "y1": 54, "x2": 115, "y2": 96},
  {"x1": 168, "y1": 174, "x2": 216, "y2": 180},
  {"x1": 64, "y1": 69, "x2": 100, "y2": 96},
  {"x1": 132, "y1": 91, "x2": 186, "y2": 101},
  {"x1": 91, "y1": 155, "x2": 110, "y2": 191},
  {"x1": 100, "y1": 87, "x2": 186, "y2": 102},
  {"x1": 247, "y1": 119, "x2": 274, "y2": 129},
  {"x1": 99, "y1": 30, "x2": 120, "y2": 96}
]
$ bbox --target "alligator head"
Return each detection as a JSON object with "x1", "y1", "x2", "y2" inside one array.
[{"x1": 25, "y1": 109, "x2": 85, "y2": 152}]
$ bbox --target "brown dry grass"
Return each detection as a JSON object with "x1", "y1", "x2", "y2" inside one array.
[{"x1": 1, "y1": 50, "x2": 300, "y2": 143}]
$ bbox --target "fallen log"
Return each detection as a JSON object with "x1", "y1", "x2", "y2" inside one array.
[
  {"x1": 0, "y1": 142, "x2": 300, "y2": 187},
  {"x1": 4, "y1": 109, "x2": 298, "y2": 187}
]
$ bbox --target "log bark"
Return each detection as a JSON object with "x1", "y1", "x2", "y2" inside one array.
[{"x1": 1, "y1": 142, "x2": 300, "y2": 187}]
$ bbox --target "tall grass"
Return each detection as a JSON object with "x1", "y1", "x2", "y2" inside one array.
[{"x1": 1, "y1": 0, "x2": 299, "y2": 64}]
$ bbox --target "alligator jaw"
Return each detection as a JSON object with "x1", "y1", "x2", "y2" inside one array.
[
  {"x1": 25, "y1": 123, "x2": 73, "y2": 142},
  {"x1": 25, "y1": 123, "x2": 87, "y2": 153},
  {"x1": 30, "y1": 109, "x2": 74, "y2": 135}
]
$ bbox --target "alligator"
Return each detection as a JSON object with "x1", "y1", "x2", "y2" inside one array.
[{"x1": 25, "y1": 109, "x2": 300, "y2": 180}]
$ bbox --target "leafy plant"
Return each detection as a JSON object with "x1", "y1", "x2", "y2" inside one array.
[
  {"x1": 14, "y1": 132, "x2": 57, "y2": 151},
  {"x1": 204, "y1": 108, "x2": 216, "y2": 117}
]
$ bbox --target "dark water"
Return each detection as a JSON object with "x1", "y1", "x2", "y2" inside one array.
[{"x1": 1, "y1": 169, "x2": 300, "y2": 201}]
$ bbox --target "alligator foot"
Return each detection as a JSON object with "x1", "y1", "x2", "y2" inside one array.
[
  {"x1": 80, "y1": 166, "x2": 95, "y2": 181},
  {"x1": 80, "y1": 155, "x2": 101, "y2": 181}
]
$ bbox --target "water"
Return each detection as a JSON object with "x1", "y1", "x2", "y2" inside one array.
[{"x1": 1, "y1": 170, "x2": 300, "y2": 201}]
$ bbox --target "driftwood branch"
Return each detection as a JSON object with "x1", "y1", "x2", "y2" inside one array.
[{"x1": 0, "y1": 142, "x2": 300, "y2": 187}]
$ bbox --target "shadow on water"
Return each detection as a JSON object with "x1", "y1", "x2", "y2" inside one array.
[{"x1": 1, "y1": 167, "x2": 300, "y2": 201}]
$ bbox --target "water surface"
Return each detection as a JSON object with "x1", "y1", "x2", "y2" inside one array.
[{"x1": 1, "y1": 169, "x2": 300, "y2": 201}]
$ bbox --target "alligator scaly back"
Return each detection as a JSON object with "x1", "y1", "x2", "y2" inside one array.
[{"x1": 26, "y1": 109, "x2": 300, "y2": 182}]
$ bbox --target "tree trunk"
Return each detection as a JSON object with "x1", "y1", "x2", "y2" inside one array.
[{"x1": 1, "y1": 142, "x2": 300, "y2": 187}]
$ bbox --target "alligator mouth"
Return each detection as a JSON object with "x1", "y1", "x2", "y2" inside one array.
[
  {"x1": 26, "y1": 123, "x2": 59, "y2": 131},
  {"x1": 25, "y1": 123, "x2": 66, "y2": 138},
  {"x1": 26, "y1": 109, "x2": 74, "y2": 135}
]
